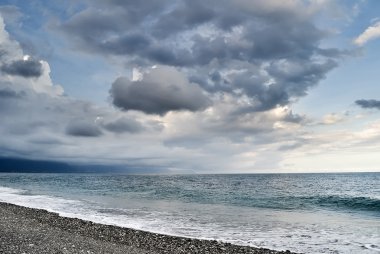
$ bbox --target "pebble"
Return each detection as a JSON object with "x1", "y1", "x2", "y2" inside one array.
[{"x1": 0, "y1": 202, "x2": 298, "y2": 254}]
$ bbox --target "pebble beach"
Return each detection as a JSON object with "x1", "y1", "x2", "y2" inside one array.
[{"x1": 0, "y1": 202, "x2": 295, "y2": 254}]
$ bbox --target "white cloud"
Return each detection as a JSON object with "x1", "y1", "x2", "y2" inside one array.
[
  {"x1": 132, "y1": 67, "x2": 143, "y2": 81},
  {"x1": 1, "y1": 3, "x2": 379, "y2": 173},
  {"x1": 0, "y1": 16, "x2": 22, "y2": 60},
  {"x1": 354, "y1": 21, "x2": 380, "y2": 46},
  {"x1": 281, "y1": 119, "x2": 380, "y2": 172},
  {"x1": 0, "y1": 16, "x2": 63, "y2": 96}
]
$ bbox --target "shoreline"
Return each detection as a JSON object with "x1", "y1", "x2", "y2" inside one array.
[{"x1": 0, "y1": 202, "x2": 295, "y2": 254}]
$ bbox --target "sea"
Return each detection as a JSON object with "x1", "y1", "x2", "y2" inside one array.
[{"x1": 0, "y1": 173, "x2": 379, "y2": 253}]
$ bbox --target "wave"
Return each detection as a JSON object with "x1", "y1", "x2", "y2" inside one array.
[
  {"x1": 311, "y1": 195, "x2": 380, "y2": 213},
  {"x1": 1, "y1": 184, "x2": 379, "y2": 254},
  {"x1": 234, "y1": 195, "x2": 380, "y2": 213}
]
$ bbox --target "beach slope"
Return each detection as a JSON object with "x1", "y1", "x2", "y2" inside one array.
[{"x1": 0, "y1": 202, "x2": 294, "y2": 254}]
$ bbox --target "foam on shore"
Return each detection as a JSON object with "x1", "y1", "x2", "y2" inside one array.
[{"x1": 0, "y1": 202, "x2": 293, "y2": 254}]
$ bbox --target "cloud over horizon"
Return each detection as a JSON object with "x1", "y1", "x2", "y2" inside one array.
[{"x1": 1, "y1": 1, "x2": 380, "y2": 173}]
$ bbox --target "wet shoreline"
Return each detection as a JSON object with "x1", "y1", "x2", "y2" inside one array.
[{"x1": 0, "y1": 202, "x2": 295, "y2": 254}]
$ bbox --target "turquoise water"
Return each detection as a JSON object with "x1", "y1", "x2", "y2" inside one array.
[{"x1": 0, "y1": 173, "x2": 379, "y2": 253}]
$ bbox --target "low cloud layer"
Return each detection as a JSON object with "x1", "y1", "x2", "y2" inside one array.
[
  {"x1": 102, "y1": 117, "x2": 144, "y2": 134},
  {"x1": 65, "y1": 120, "x2": 103, "y2": 137}
]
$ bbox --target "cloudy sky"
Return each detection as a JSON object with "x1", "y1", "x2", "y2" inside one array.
[{"x1": 0, "y1": 0, "x2": 380, "y2": 173}]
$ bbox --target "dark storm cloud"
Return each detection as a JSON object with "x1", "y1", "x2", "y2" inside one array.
[
  {"x1": 1, "y1": 58, "x2": 43, "y2": 78},
  {"x1": 152, "y1": 0, "x2": 215, "y2": 38},
  {"x1": 103, "y1": 117, "x2": 144, "y2": 133},
  {"x1": 0, "y1": 88, "x2": 25, "y2": 99},
  {"x1": 60, "y1": 0, "x2": 344, "y2": 113},
  {"x1": 266, "y1": 60, "x2": 338, "y2": 92},
  {"x1": 28, "y1": 137, "x2": 65, "y2": 145},
  {"x1": 100, "y1": 33, "x2": 152, "y2": 55},
  {"x1": 355, "y1": 99, "x2": 380, "y2": 110},
  {"x1": 61, "y1": 1, "x2": 333, "y2": 65},
  {"x1": 61, "y1": 0, "x2": 167, "y2": 52},
  {"x1": 248, "y1": 59, "x2": 339, "y2": 110},
  {"x1": 246, "y1": 22, "x2": 323, "y2": 60},
  {"x1": 144, "y1": 46, "x2": 194, "y2": 67},
  {"x1": 110, "y1": 68, "x2": 211, "y2": 115},
  {"x1": 65, "y1": 120, "x2": 103, "y2": 137}
]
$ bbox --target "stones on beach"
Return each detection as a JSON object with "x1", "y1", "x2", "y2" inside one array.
[{"x1": 0, "y1": 202, "x2": 297, "y2": 254}]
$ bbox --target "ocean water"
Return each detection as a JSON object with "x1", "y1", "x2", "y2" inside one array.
[{"x1": 0, "y1": 173, "x2": 379, "y2": 253}]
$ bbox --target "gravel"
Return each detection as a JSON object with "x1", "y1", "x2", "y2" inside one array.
[{"x1": 0, "y1": 202, "x2": 297, "y2": 254}]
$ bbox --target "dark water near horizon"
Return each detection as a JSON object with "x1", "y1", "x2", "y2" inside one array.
[{"x1": 0, "y1": 173, "x2": 379, "y2": 253}]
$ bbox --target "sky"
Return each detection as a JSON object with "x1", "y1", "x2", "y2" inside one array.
[{"x1": 0, "y1": 0, "x2": 380, "y2": 173}]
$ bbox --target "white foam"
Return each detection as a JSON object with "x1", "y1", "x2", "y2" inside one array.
[
  {"x1": 0, "y1": 186, "x2": 25, "y2": 194},
  {"x1": 0, "y1": 186, "x2": 83, "y2": 214},
  {"x1": 0, "y1": 185, "x2": 379, "y2": 254},
  {"x1": 0, "y1": 186, "x2": 155, "y2": 232}
]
